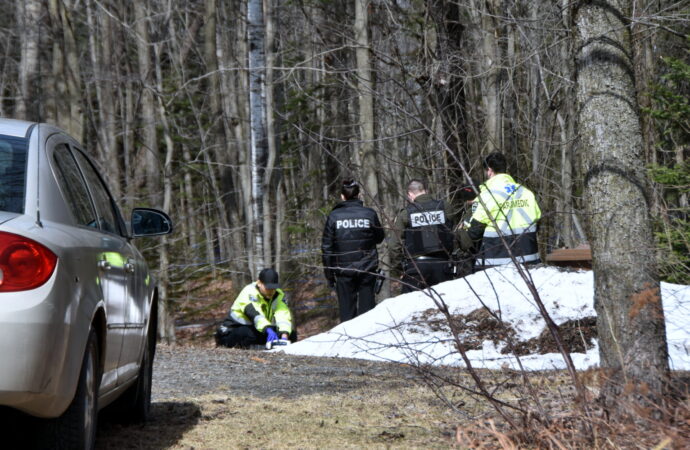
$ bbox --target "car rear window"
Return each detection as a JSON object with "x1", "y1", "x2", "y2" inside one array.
[{"x1": 0, "y1": 135, "x2": 27, "y2": 213}]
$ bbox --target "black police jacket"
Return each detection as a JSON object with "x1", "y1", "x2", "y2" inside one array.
[
  {"x1": 403, "y1": 197, "x2": 454, "y2": 258},
  {"x1": 321, "y1": 199, "x2": 384, "y2": 278}
]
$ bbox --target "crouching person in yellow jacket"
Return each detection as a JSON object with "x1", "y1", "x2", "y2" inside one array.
[{"x1": 215, "y1": 268, "x2": 296, "y2": 348}]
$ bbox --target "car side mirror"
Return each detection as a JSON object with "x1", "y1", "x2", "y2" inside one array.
[{"x1": 131, "y1": 208, "x2": 173, "y2": 237}]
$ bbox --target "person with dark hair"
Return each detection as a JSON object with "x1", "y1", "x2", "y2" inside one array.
[
  {"x1": 483, "y1": 151, "x2": 508, "y2": 174},
  {"x1": 458, "y1": 151, "x2": 542, "y2": 269},
  {"x1": 322, "y1": 179, "x2": 385, "y2": 322},
  {"x1": 393, "y1": 179, "x2": 455, "y2": 293},
  {"x1": 215, "y1": 268, "x2": 296, "y2": 348}
]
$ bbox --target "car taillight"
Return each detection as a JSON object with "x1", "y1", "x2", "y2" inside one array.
[{"x1": 0, "y1": 232, "x2": 57, "y2": 292}]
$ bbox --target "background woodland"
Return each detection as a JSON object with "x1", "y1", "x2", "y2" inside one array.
[{"x1": 1, "y1": 0, "x2": 688, "y2": 341}]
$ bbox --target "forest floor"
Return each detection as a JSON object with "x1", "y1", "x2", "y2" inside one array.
[{"x1": 95, "y1": 345, "x2": 690, "y2": 449}]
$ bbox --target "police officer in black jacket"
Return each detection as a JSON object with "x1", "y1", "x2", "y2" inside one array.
[
  {"x1": 322, "y1": 179, "x2": 385, "y2": 322},
  {"x1": 393, "y1": 179, "x2": 455, "y2": 293}
]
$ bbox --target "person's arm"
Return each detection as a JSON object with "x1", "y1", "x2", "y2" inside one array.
[
  {"x1": 466, "y1": 219, "x2": 486, "y2": 243},
  {"x1": 458, "y1": 187, "x2": 495, "y2": 248},
  {"x1": 373, "y1": 212, "x2": 384, "y2": 244},
  {"x1": 321, "y1": 214, "x2": 336, "y2": 285},
  {"x1": 241, "y1": 292, "x2": 272, "y2": 332},
  {"x1": 273, "y1": 292, "x2": 293, "y2": 337}
]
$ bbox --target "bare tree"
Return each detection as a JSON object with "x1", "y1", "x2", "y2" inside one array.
[
  {"x1": 47, "y1": 0, "x2": 83, "y2": 139},
  {"x1": 134, "y1": 0, "x2": 162, "y2": 207},
  {"x1": 247, "y1": 0, "x2": 269, "y2": 274},
  {"x1": 574, "y1": 0, "x2": 669, "y2": 412},
  {"x1": 16, "y1": 0, "x2": 42, "y2": 120},
  {"x1": 85, "y1": 0, "x2": 120, "y2": 198},
  {"x1": 354, "y1": 0, "x2": 379, "y2": 201}
]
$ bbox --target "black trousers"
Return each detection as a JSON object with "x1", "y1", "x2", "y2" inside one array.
[
  {"x1": 215, "y1": 325, "x2": 297, "y2": 348},
  {"x1": 402, "y1": 258, "x2": 452, "y2": 293},
  {"x1": 335, "y1": 271, "x2": 376, "y2": 322}
]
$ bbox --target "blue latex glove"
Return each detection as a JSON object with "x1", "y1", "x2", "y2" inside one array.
[{"x1": 265, "y1": 327, "x2": 279, "y2": 343}]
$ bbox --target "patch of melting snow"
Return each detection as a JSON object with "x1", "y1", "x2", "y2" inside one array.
[{"x1": 279, "y1": 266, "x2": 690, "y2": 371}]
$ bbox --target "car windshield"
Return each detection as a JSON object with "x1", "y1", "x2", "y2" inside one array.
[{"x1": 0, "y1": 135, "x2": 27, "y2": 214}]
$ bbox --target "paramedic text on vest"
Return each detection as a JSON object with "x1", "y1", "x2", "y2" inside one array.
[
  {"x1": 321, "y1": 179, "x2": 385, "y2": 322},
  {"x1": 462, "y1": 152, "x2": 542, "y2": 269},
  {"x1": 395, "y1": 179, "x2": 455, "y2": 293}
]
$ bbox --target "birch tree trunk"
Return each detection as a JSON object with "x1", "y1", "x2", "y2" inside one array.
[
  {"x1": 16, "y1": 0, "x2": 41, "y2": 120},
  {"x1": 247, "y1": 0, "x2": 268, "y2": 273},
  {"x1": 263, "y1": 0, "x2": 277, "y2": 268},
  {"x1": 574, "y1": 0, "x2": 669, "y2": 411}
]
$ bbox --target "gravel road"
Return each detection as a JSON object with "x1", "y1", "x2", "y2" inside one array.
[
  {"x1": 92, "y1": 344, "x2": 455, "y2": 449},
  {"x1": 152, "y1": 344, "x2": 418, "y2": 400}
]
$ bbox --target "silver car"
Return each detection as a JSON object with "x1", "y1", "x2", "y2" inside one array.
[{"x1": 0, "y1": 118, "x2": 172, "y2": 449}]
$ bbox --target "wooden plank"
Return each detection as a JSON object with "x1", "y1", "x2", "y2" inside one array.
[{"x1": 546, "y1": 248, "x2": 592, "y2": 262}]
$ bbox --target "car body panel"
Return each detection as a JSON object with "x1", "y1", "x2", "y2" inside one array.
[{"x1": 0, "y1": 119, "x2": 166, "y2": 419}]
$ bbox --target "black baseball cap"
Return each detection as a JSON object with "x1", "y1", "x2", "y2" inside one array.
[{"x1": 259, "y1": 268, "x2": 281, "y2": 289}]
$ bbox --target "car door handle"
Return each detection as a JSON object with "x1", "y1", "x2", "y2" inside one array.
[
  {"x1": 97, "y1": 260, "x2": 111, "y2": 271},
  {"x1": 125, "y1": 261, "x2": 136, "y2": 273}
]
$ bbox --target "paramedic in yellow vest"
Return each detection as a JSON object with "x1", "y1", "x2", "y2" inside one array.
[
  {"x1": 459, "y1": 152, "x2": 541, "y2": 269},
  {"x1": 215, "y1": 268, "x2": 296, "y2": 348}
]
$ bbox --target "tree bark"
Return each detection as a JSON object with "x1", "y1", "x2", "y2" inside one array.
[
  {"x1": 468, "y1": 0, "x2": 501, "y2": 153},
  {"x1": 154, "y1": 41, "x2": 177, "y2": 343},
  {"x1": 48, "y1": 0, "x2": 82, "y2": 139},
  {"x1": 426, "y1": 0, "x2": 470, "y2": 185},
  {"x1": 134, "y1": 1, "x2": 161, "y2": 207},
  {"x1": 203, "y1": 0, "x2": 231, "y2": 265},
  {"x1": 86, "y1": 0, "x2": 120, "y2": 198},
  {"x1": 16, "y1": 0, "x2": 42, "y2": 120},
  {"x1": 263, "y1": 0, "x2": 278, "y2": 268},
  {"x1": 218, "y1": 0, "x2": 251, "y2": 282},
  {"x1": 354, "y1": 0, "x2": 378, "y2": 201},
  {"x1": 247, "y1": 0, "x2": 269, "y2": 273},
  {"x1": 574, "y1": 0, "x2": 669, "y2": 412}
]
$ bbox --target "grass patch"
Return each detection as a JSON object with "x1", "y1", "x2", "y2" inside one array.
[{"x1": 97, "y1": 369, "x2": 484, "y2": 448}]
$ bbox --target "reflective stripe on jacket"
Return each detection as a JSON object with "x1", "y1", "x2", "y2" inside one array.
[
  {"x1": 471, "y1": 174, "x2": 541, "y2": 266},
  {"x1": 226, "y1": 282, "x2": 292, "y2": 334}
]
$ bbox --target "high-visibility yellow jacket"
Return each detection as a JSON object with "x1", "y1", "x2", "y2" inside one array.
[
  {"x1": 470, "y1": 173, "x2": 541, "y2": 266},
  {"x1": 226, "y1": 282, "x2": 293, "y2": 334}
]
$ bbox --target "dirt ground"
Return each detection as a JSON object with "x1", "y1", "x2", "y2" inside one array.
[
  {"x1": 94, "y1": 345, "x2": 690, "y2": 449},
  {"x1": 95, "y1": 345, "x2": 474, "y2": 449}
]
